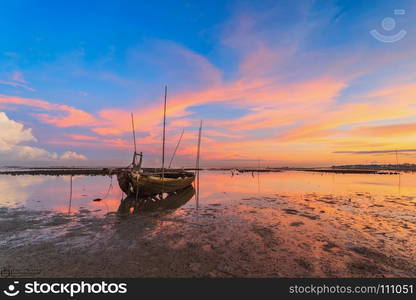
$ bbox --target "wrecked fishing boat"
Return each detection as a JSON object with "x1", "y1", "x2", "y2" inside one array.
[
  {"x1": 117, "y1": 86, "x2": 198, "y2": 198},
  {"x1": 118, "y1": 169, "x2": 194, "y2": 196},
  {"x1": 117, "y1": 157, "x2": 195, "y2": 196}
]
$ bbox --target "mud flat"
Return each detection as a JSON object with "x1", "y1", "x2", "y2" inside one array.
[{"x1": 1, "y1": 188, "x2": 416, "y2": 277}]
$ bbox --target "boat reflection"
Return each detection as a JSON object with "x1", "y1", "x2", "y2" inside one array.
[{"x1": 117, "y1": 185, "x2": 195, "y2": 214}]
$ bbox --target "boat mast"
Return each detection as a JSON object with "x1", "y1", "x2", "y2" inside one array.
[
  {"x1": 162, "y1": 86, "x2": 167, "y2": 189},
  {"x1": 168, "y1": 128, "x2": 185, "y2": 169},
  {"x1": 131, "y1": 113, "x2": 137, "y2": 167}
]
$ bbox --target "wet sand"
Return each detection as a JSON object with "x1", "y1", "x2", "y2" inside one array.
[{"x1": 1, "y1": 171, "x2": 416, "y2": 278}]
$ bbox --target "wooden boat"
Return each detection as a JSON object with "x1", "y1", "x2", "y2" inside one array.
[
  {"x1": 117, "y1": 86, "x2": 199, "y2": 198},
  {"x1": 117, "y1": 169, "x2": 195, "y2": 197}
]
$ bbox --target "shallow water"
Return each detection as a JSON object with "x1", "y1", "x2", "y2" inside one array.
[
  {"x1": 1, "y1": 171, "x2": 414, "y2": 213},
  {"x1": 1, "y1": 171, "x2": 416, "y2": 277},
  {"x1": 0, "y1": 174, "x2": 119, "y2": 214}
]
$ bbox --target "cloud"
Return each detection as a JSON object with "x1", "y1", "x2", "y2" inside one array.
[
  {"x1": 11, "y1": 71, "x2": 26, "y2": 83},
  {"x1": 0, "y1": 112, "x2": 35, "y2": 147},
  {"x1": 127, "y1": 40, "x2": 222, "y2": 89},
  {"x1": 0, "y1": 95, "x2": 98, "y2": 127},
  {"x1": 0, "y1": 112, "x2": 87, "y2": 162},
  {"x1": 0, "y1": 71, "x2": 35, "y2": 91},
  {"x1": 1, "y1": 3, "x2": 416, "y2": 167},
  {"x1": 0, "y1": 80, "x2": 35, "y2": 92},
  {"x1": 60, "y1": 151, "x2": 87, "y2": 161},
  {"x1": 276, "y1": 82, "x2": 416, "y2": 144},
  {"x1": 349, "y1": 122, "x2": 416, "y2": 137}
]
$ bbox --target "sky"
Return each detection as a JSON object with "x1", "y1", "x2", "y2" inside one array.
[{"x1": 0, "y1": 0, "x2": 416, "y2": 167}]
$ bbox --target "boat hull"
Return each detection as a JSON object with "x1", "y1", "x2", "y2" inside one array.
[{"x1": 117, "y1": 170, "x2": 195, "y2": 196}]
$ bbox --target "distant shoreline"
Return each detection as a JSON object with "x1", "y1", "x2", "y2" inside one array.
[{"x1": 0, "y1": 165, "x2": 409, "y2": 176}]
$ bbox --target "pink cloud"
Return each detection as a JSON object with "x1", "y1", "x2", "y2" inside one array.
[
  {"x1": 0, "y1": 95, "x2": 98, "y2": 127},
  {"x1": 11, "y1": 71, "x2": 26, "y2": 83},
  {"x1": 0, "y1": 80, "x2": 35, "y2": 92}
]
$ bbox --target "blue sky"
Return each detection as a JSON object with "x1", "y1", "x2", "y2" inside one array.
[{"x1": 0, "y1": 0, "x2": 416, "y2": 167}]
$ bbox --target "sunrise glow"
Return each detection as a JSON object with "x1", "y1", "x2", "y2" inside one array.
[{"x1": 1, "y1": 1, "x2": 415, "y2": 167}]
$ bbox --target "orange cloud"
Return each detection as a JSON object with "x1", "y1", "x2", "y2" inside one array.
[
  {"x1": 351, "y1": 122, "x2": 416, "y2": 137},
  {"x1": 276, "y1": 83, "x2": 416, "y2": 143}
]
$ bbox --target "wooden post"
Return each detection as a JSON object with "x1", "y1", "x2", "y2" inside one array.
[
  {"x1": 257, "y1": 157, "x2": 260, "y2": 193},
  {"x1": 195, "y1": 120, "x2": 203, "y2": 208},
  {"x1": 395, "y1": 149, "x2": 399, "y2": 169},
  {"x1": 68, "y1": 175, "x2": 73, "y2": 214},
  {"x1": 168, "y1": 129, "x2": 185, "y2": 169}
]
